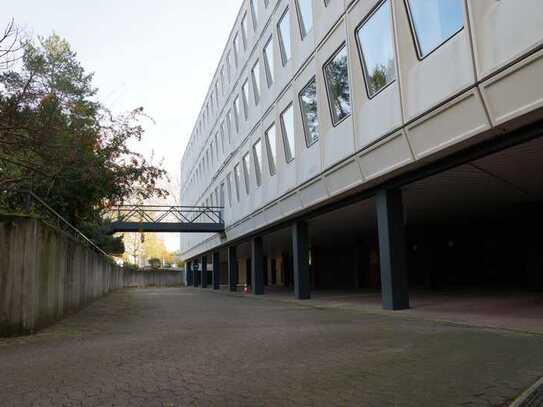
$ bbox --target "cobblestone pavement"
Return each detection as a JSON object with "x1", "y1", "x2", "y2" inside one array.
[{"x1": 1, "y1": 288, "x2": 542, "y2": 407}]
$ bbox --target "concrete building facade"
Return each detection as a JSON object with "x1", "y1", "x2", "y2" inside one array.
[{"x1": 179, "y1": 0, "x2": 543, "y2": 309}]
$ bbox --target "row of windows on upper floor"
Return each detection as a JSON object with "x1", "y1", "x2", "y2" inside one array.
[
  {"x1": 183, "y1": 0, "x2": 331, "y2": 184},
  {"x1": 183, "y1": 0, "x2": 266, "y2": 170},
  {"x1": 184, "y1": 0, "x2": 465, "y2": 204}
]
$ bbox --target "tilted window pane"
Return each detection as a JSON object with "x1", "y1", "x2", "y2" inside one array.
[
  {"x1": 234, "y1": 164, "x2": 241, "y2": 202},
  {"x1": 220, "y1": 121, "x2": 226, "y2": 152},
  {"x1": 299, "y1": 77, "x2": 319, "y2": 147},
  {"x1": 242, "y1": 152, "x2": 251, "y2": 194},
  {"x1": 226, "y1": 173, "x2": 233, "y2": 206},
  {"x1": 407, "y1": 0, "x2": 464, "y2": 58},
  {"x1": 263, "y1": 36, "x2": 275, "y2": 87},
  {"x1": 280, "y1": 103, "x2": 295, "y2": 162},
  {"x1": 278, "y1": 9, "x2": 292, "y2": 66},
  {"x1": 226, "y1": 51, "x2": 232, "y2": 79},
  {"x1": 250, "y1": 0, "x2": 259, "y2": 29},
  {"x1": 227, "y1": 110, "x2": 233, "y2": 143},
  {"x1": 265, "y1": 123, "x2": 277, "y2": 175},
  {"x1": 253, "y1": 139, "x2": 263, "y2": 186},
  {"x1": 233, "y1": 34, "x2": 241, "y2": 66},
  {"x1": 323, "y1": 45, "x2": 352, "y2": 125},
  {"x1": 241, "y1": 13, "x2": 249, "y2": 48},
  {"x1": 242, "y1": 80, "x2": 250, "y2": 119},
  {"x1": 251, "y1": 60, "x2": 261, "y2": 104},
  {"x1": 234, "y1": 96, "x2": 241, "y2": 131},
  {"x1": 357, "y1": 0, "x2": 396, "y2": 98},
  {"x1": 220, "y1": 183, "x2": 225, "y2": 207},
  {"x1": 296, "y1": 0, "x2": 313, "y2": 39},
  {"x1": 210, "y1": 142, "x2": 214, "y2": 165},
  {"x1": 220, "y1": 67, "x2": 225, "y2": 92}
]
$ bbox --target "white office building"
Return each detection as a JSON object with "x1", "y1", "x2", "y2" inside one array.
[{"x1": 180, "y1": 0, "x2": 543, "y2": 309}]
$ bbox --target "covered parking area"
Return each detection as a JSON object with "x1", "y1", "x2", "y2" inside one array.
[{"x1": 187, "y1": 124, "x2": 543, "y2": 332}]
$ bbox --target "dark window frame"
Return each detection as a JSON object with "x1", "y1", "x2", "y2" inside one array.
[
  {"x1": 322, "y1": 42, "x2": 352, "y2": 128},
  {"x1": 355, "y1": 0, "x2": 397, "y2": 100},
  {"x1": 280, "y1": 102, "x2": 296, "y2": 164},
  {"x1": 404, "y1": 0, "x2": 465, "y2": 61},
  {"x1": 298, "y1": 76, "x2": 319, "y2": 148},
  {"x1": 277, "y1": 7, "x2": 292, "y2": 67}
]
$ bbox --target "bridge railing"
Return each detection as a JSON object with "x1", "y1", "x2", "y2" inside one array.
[{"x1": 107, "y1": 205, "x2": 225, "y2": 225}]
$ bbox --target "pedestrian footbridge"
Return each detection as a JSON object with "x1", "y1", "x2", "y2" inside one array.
[{"x1": 103, "y1": 205, "x2": 225, "y2": 234}]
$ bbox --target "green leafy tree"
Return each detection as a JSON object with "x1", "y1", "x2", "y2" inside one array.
[{"x1": 0, "y1": 34, "x2": 168, "y2": 254}]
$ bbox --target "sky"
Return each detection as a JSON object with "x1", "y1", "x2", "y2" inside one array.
[{"x1": 2, "y1": 0, "x2": 242, "y2": 250}]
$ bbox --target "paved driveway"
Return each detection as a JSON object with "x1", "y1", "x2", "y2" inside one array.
[{"x1": 1, "y1": 288, "x2": 542, "y2": 406}]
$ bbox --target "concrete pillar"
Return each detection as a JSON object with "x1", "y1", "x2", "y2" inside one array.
[
  {"x1": 292, "y1": 221, "x2": 311, "y2": 300},
  {"x1": 212, "y1": 251, "x2": 220, "y2": 290},
  {"x1": 228, "y1": 246, "x2": 238, "y2": 292},
  {"x1": 251, "y1": 237, "x2": 264, "y2": 295},
  {"x1": 271, "y1": 259, "x2": 277, "y2": 285},
  {"x1": 376, "y1": 189, "x2": 409, "y2": 310},
  {"x1": 201, "y1": 255, "x2": 208, "y2": 288},
  {"x1": 186, "y1": 261, "x2": 193, "y2": 287},
  {"x1": 193, "y1": 260, "x2": 200, "y2": 287}
]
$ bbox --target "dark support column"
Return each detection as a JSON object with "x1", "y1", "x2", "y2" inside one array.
[
  {"x1": 292, "y1": 221, "x2": 311, "y2": 300},
  {"x1": 228, "y1": 246, "x2": 238, "y2": 292},
  {"x1": 193, "y1": 260, "x2": 200, "y2": 287},
  {"x1": 271, "y1": 259, "x2": 277, "y2": 285},
  {"x1": 376, "y1": 189, "x2": 410, "y2": 310},
  {"x1": 201, "y1": 255, "x2": 208, "y2": 289},
  {"x1": 212, "y1": 251, "x2": 220, "y2": 290},
  {"x1": 186, "y1": 261, "x2": 193, "y2": 287},
  {"x1": 251, "y1": 237, "x2": 264, "y2": 295}
]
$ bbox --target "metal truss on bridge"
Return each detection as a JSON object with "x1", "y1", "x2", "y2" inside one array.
[{"x1": 104, "y1": 205, "x2": 225, "y2": 234}]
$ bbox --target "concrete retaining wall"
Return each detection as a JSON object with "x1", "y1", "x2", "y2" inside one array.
[
  {"x1": 123, "y1": 270, "x2": 184, "y2": 287},
  {"x1": 0, "y1": 216, "x2": 183, "y2": 337}
]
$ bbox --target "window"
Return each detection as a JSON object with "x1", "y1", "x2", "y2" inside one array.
[
  {"x1": 250, "y1": 0, "x2": 259, "y2": 30},
  {"x1": 210, "y1": 141, "x2": 214, "y2": 165},
  {"x1": 226, "y1": 109, "x2": 233, "y2": 143},
  {"x1": 234, "y1": 164, "x2": 241, "y2": 202},
  {"x1": 242, "y1": 152, "x2": 251, "y2": 194},
  {"x1": 251, "y1": 60, "x2": 261, "y2": 104},
  {"x1": 241, "y1": 13, "x2": 249, "y2": 49},
  {"x1": 241, "y1": 80, "x2": 250, "y2": 119},
  {"x1": 299, "y1": 77, "x2": 319, "y2": 147},
  {"x1": 220, "y1": 183, "x2": 225, "y2": 207},
  {"x1": 406, "y1": 0, "x2": 464, "y2": 58},
  {"x1": 296, "y1": 0, "x2": 313, "y2": 39},
  {"x1": 253, "y1": 139, "x2": 263, "y2": 187},
  {"x1": 233, "y1": 33, "x2": 241, "y2": 67},
  {"x1": 220, "y1": 121, "x2": 226, "y2": 153},
  {"x1": 323, "y1": 44, "x2": 352, "y2": 126},
  {"x1": 265, "y1": 123, "x2": 277, "y2": 175},
  {"x1": 263, "y1": 36, "x2": 275, "y2": 87},
  {"x1": 220, "y1": 66, "x2": 225, "y2": 92},
  {"x1": 280, "y1": 103, "x2": 295, "y2": 162},
  {"x1": 357, "y1": 0, "x2": 396, "y2": 98},
  {"x1": 233, "y1": 96, "x2": 242, "y2": 131},
  {"x1": 278, "y1": 8, "x2": 292, "y2": 66},
  {"x1": 226, "y1": 51, "x2": 232, "y2": 79},
  {"x1": 226, "y1": 172, "x2": 233, "y2": 206}
]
